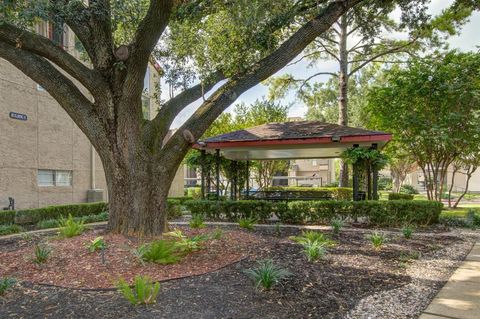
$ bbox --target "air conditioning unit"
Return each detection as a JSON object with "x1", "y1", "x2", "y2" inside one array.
[{"x1": 87, "y1": 189, "x2": 104, "y2": 202}]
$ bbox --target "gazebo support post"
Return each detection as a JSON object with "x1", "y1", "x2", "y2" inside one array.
[
  {"x1": 367, "y1": 163, "x2": 372, "y2": 200},
  {"x1": 371, "y1": 143, "x2": 379, "y2": 200},
  {"x1": 233, "y1": 161, "x2": 238, "y2": 200},
  {"x1": 352, "y1": 144, "x2": 360, "y2": 201},
  {"x1": 215, "y1": 149, "x2": 220, "y2": 200},
  {"x1": 200, "y1": 150, "x2": 206, "y2": 199},
  {"x1": 246, "y1": 160, "x2": 250, "y2": 198}
]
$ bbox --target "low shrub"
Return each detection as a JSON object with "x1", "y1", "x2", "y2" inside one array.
[
  {"x1": 331, "y1": 219, "x2": 344, "y2": 234},
  {"x1": 184, "y1": 199, "x2": 442, "y2": 227},
  {"x1": 164, "y1": 229, "x2": 208, "y2": 253},
  {"x1": 244, "y1": 259, "x2": 290, "y2": 290},
  {"x1": 136, "y1": 240, "x2": 181, "y2": 264},
  {"x1": 186, "y1": 187, "x2": 202, "y2": 199},
  {"x1": 238, "y1": 217, "x2": 256, "y2": 230},
  {"x1": 117, "y1": 276, "x2": 160, "y2": 305},
  {"x1": 86, "y1": 236, "x2": 107, "y2": 252},
  {"x1": 263, "y1": 187, "x2": 353, "y2": 200},
  {"x1": 0, "y1": 210, "x2": 15, "y2": 225},
  {"x1": 302, "y1": 240, "x2": 328, "y2": 262},
  {"x1": 13, "y1": 202, "x2": 108, "y2": 225},
  {"x1": 368, "y1": 232, "x2": 387, "y2": 250},
  {"x1": 33, "y1": 244, "x2": 51, "y2": 264},
  {"x1": 402, "y1": 225, "x2": 414, "y2": 239},
  {"x1": 400, "y1": 184, "x2": 419, "y2": 195},
  {"x1": 189, "y1": 214, "x2": 206, "y2": 229},
  {"x1": 0, "y1": 278, "x2": 16, "y2": 295},
  {"x1": 0, "y1": 224, "x2": 23, "y2": 236},
  {"x1": 36, "y1": 212, "x2": 109, "y2": 230},
  {"x1": 388, "y1": 193, "x2": 414, "y2": 200},
  {"x1": 58, "y1": 214, "x2": 85, "y2": 238}
]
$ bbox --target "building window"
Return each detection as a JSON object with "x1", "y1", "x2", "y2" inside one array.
[
  {"x1": 38, "y1": 170, "x2": 72, "y2": 187},
  {"x1": 312, "y1": 160, "x2": 317, "y2": 166}
]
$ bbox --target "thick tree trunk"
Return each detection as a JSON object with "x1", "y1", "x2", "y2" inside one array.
[
  {"x1": 105, "y1": 161, "x2": 173, "y2": 236},
  {"x1": 338, "y1": 14, "x2": 349, "y2": 187}
]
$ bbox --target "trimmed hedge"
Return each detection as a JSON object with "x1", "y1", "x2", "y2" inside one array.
[
  {"x1": 388, "y1": 193, "x2": 414, "y2": 200},
  {"x1": 0, "y1": 202, "x2": 107, "y2": 226},
  {"x1": 263, "y1": 187, "x2": 353, "y2": 200},
  {"x1": 185, "y1": 199, "x2": 443, "y2": 227}
]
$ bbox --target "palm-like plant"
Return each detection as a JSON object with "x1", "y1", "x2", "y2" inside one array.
[{"x1": 244, "y1": 259, "x2": 290, "y2": 290}]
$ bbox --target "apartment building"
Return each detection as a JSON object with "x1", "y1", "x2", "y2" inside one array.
[{"x1": 0, "y1": 22, "x2": 183, "y2": 210}]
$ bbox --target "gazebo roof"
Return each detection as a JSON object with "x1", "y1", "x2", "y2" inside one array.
[{"x1": 195, "y1": 121, "x2": 391, "y2": 160}]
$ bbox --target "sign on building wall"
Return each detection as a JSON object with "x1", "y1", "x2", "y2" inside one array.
[{"x1": 9, "y1": 112, "x2": 28, "y2": 121}]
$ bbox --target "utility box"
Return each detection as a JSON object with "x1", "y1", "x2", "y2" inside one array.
[{"x1": 87, "y1": 189, "x2": 104, "y2": 202}]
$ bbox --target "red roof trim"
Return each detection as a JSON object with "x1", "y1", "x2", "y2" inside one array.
[{"x1": 194, "y1": 134, "x2": 392, "y2": 149}]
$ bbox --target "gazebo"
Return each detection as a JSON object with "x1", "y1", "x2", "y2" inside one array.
[{"x1": 193, "y1": 121, "x2": 391, "y2": 201}]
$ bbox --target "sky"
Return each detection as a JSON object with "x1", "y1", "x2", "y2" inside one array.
[{"x1": 169, "y1": 0, "x2": 480, "y2": 128}]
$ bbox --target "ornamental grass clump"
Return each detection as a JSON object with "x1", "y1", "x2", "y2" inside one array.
[
  {"x1": 331, "y1": 219, "x2": 344, "y2": 234},
  {"x1": 135, "y1": 240, "x2": 181, "y2": 264},
  {"x1": 303, "y1": 240, "x2": 328, "y2": 262},
  {"x1": 0, "y1": 277, "x2": 16, "y2": 295},
  {"x1": 86, "y1": 236, "x2": 107, "y2": 252},
  {"x1": 189, "y1": 214, "x2": 206, "y2": 229},
  {"x1": 33, "y1": 243, "x2": 51, "y2": 264},
  {"x1": 401, "y1": 225, "x2": 414, "y2": 239},
  {"x1": 117, "y1": 276, "x2": 160, "y2": 305},
  {"x1": 368, "y1": 232, "x2": 387, "y2": 250},
  {"x1": 290, "y1": 230, "x2": 336, "y2": 247},
  {"x1": 244, "y1": 259, "x2": 290, "y2": 290},
  {"x1": 58, "y1": 214, "x2": 85, "y2": 238},
  {"x1": 238, "y1": 217, "x2": 256, "y2": 230}
]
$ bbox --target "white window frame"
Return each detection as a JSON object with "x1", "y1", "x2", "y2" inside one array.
[{"x1": 38, "y1": 170, "x2": 72, "y2": 187}]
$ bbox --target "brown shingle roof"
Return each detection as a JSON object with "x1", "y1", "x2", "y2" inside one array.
[{"x1": 202, "y1": 121, "x2": 389, "y2": 143}]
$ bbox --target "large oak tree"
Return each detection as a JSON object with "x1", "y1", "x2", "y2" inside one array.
[{"x1": 1, "y1": 0, "x2": 428, "y2": 236}]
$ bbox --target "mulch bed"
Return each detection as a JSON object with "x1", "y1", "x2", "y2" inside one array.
[
  {"x1": 0, "y1": 226, "x2": 470, "y2": 319},
  {"x1": 0, "y1": 227, "x2": 264, "y2": 289}
]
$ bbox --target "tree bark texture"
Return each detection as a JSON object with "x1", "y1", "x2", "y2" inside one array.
[{"x1": 338, "y1": 13, "x2": 350, "y2": 187}]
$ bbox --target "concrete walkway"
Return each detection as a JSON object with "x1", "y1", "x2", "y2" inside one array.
[{"x1": 420, "y1": 242, "x2": 480, "y2": 319}]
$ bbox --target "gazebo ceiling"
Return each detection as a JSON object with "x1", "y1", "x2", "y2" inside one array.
[{"x1": 195, "y1": 121, "x2": 392, "y2": 160}]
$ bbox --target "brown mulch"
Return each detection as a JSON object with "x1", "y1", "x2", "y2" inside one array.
[{"x1": 0, "y1": 227, "x2": 264, "y2": 289}]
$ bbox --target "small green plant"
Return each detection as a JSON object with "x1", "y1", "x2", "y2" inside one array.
[
  {"x1": 401, "y1": 225, "x2": 414, "y2": 239},
  {"x1": 136, "y1": 240, "x2": 180, "y2": 264},
  {"x1": 211, "y1": 227, "x2": 223, "y2": 240},
  {"x1": 189, "y1": 214, "x2": 206, "y2": 229},
  {"x1": 290, "y1": 230, "x2": 335, "y2": 247},
  {"x1": 368, "y1": 232, "x2": 387, "y2": 250},
  {"x1": 58, "y1": 214, "x2": 85, "y2": 238},
  {"x1": 164, "y1": 229, "x2": 208, "y2": 253},
  {"x1": 0, "y1": 277, "x2": 16, "y2": 295},
  {"x1": 244, "y1": 259, "x2": 290, "y2": 290},
  {"x1": 0, "y1": 224, "x2": 22, "y2": 236},
  {"x1": 274, "y1": 222, "x2": 282, "y2": 236},
  {"x1": 398, "y1": 251, "x2": 421, "y2": 263},
  {"x1": 86, "y1": 236, "x2": 107, "y2": 252},
  {"x1": 238, "y1": 217, "x2": 256, "y2": 230},
  {"x1": 33, "y1": 244, "x2": 51, "y2": 264},
  {"x1": 117, "y1": 276, "x2": 160, "y2": 305},
  {"x1": 331, "y1": 219, "x2": 344, "y2": 234},
  {"x1": 302, "y1": 240, "x2": 328, "y2": 262},
  {"x1": 20, "y1": 232, "x2": 33, "y2": 241}
]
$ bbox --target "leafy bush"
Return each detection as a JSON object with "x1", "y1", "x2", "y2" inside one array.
[
  {"x1": 331, "y1": 219, "x2": 344, "y2": 234},
  {"x1": 244, "y1": 259, "x2": 290, "y2": 290},
  {"x1": 136, "y1": 240, "x2": 180, "y2": 264},
  {"x1": 117, "y1": 276, "x2": 160, "y2": 305},
  {"x1": 0, "y1": 224, "x2": 22, "y2": 236},
  {"x1": 87, "y1": 236, "x2": 107, "y2": 252},
  {"x1": 0, "y1": 210, "x2": 15, "y2": 225},
  {"x1": 400, "y1": 184, "x2": 419, "y2": 195},
  {"x1": 0, "y1": 278, "x2": 15, "y2": 295},
  {"x1": 164, "y1": 229, "x2": 208, "y2": 253},
  {"x1": 378, "y1": 177, "x2": 393, "y2": 191},
  {"x1": 402, "y1": 225, "x2": 414, "y2": 239},
  {"x1": 186, "y1": 187, "x2": 202, "y2": 199},
  {"x1": 184, "y1": 199, "x2": 442, "y2": 227},
  {"x1": 189, "y1": 214, "x2": 206, "y2": 229},
  {"x1": 302, "y1": 240, "x2": 328, "y2": 262},
  {"x1": 238, "y1": 217, "x2": 256, "y2": 230},
  {"x1": 33, "y1": 244, "x2": 51, "y2": 264},
  {"x1": 388, "y1": 193, "x2": 414, "y2": 200},
  {"x1": 58, "y1": 214, "x2": 85, "y2": 238},
  {"x1": 263, "y1": 187, "x2": 353, "y2": 200},
  {"x1": 368, "y1": 232, "x2": 387, "y2": 250}
]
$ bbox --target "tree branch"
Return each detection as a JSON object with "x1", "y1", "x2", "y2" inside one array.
[
  {"x1": 161, "y1": 0, "x2": 364, "y2": 160},
  {"x1": 0, "y1": 23, "x2": 109, "y2": 101},
  {"x1": 0, "y1": 42, "x2": 108, "y2": 149}
]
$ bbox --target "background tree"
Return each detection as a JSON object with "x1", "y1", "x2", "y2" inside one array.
[
  {"x1": 385, "y1": 144, "x2": 417, "y2": 193},
  {"x1": 267, "y1": 1, "x2": 474, "y2": 187},
  {"x1": 365, "y1": 51, "x2": 480, "y2": 202},
  {"x1": 0, "y1": 0, "x2": 433, "y2": 235},
  {"x1": 186, "y1": 99, "x2": 291, "y2": 193},
  {"x1": 447, "y1": 151, "x2": 480, "y2": 208}
]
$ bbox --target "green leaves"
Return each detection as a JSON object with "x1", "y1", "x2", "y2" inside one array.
[{"x1": 117, "y1": 276, "x2": 160, "y2": 305}]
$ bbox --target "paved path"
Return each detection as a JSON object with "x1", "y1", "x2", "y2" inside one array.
[{"x1": 420, "y1": 242, "x2": 480, "y2": 319}]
